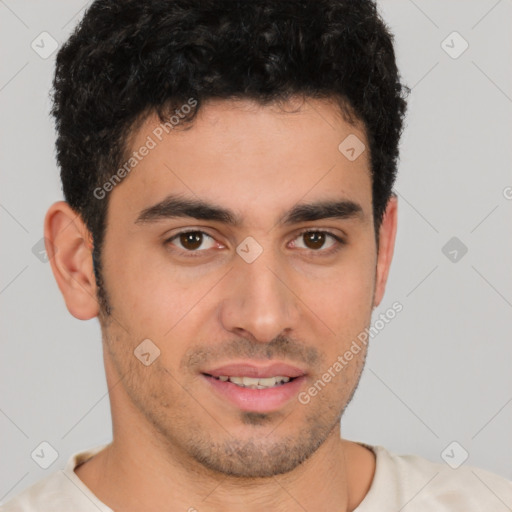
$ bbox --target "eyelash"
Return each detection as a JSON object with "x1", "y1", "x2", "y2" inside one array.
[{"x1": 164, "y1": 228, "x2": 346, "y2": 258}]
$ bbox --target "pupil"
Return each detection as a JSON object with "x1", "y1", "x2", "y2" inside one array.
[
  {"x1": 178, "y1": 232, "x2": 326, "y2": 251},
  {"x1": 181, "y1": 232, "x2": 202, "y2": 250},
  {"x1": 305, "y1": 232, "x2": 325, "y2": 250}
]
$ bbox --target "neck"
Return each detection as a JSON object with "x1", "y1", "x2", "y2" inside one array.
[{"x1": 75, "y1": 424, "x2": 374, "y2": 512}]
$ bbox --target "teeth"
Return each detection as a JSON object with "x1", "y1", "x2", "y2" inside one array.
[
  {"x1": 242, "y1": 376, "x2": 262, "y2": 387},
  {"x1": 215, "y1": 375, "x2": 291, "y2": 388}
]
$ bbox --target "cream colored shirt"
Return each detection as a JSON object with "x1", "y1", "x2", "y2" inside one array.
[{"x1": 2, "y1": 443, "x2": 511, "y2": 511}]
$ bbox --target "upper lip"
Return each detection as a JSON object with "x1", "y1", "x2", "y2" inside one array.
[{"x1": 202, "y1": 362, "x2": 307, "y2": 379}]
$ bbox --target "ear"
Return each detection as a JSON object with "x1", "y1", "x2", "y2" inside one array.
[
  {"x1": 373, "y1": 194, "x2": 398, "y2": 308},
  {"x1": 44, "y1": 201, "x2": 100, "y2": 320}
]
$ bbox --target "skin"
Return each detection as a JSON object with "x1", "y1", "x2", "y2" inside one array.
[{"x1": 45, "y1": 96, "x2": 397, "y2": 512}]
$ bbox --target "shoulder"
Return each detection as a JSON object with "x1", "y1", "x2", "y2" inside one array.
[
  {"x1": 0, "y1": 444, "x2": 111, "y2": 512},
  {"x1": 1, "y1": 471, "x2": 77, "y2": 512},
  {"x1": 357, "y1": 443, "x2": 512, "y2": 511}
]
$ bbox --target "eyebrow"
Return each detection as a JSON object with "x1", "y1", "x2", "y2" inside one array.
[{"x1": 135, "y1": 194, "x2": 365, "y2": 227}]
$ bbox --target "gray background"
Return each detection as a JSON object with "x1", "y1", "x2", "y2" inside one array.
[{"x1": 1, "y1": 0, "x2": 511, "y2": 504}]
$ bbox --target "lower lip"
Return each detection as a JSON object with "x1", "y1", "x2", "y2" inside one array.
[{"x1": 202, "y1": 374, "x2": 307, "y2": 413}]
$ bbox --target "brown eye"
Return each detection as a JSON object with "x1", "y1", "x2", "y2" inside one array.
[
  {"x1": 167, "y1": 231, "x2": 216, "y2": 252},
  {"x1": 303, "y1": 231, "x2": 327, "y2": 250},
  {"x1": 179, "y1": 232, "x2": 203, "y2": 250},
  {"x1": 293, "y1": 230, "x2": 339, "y2": 252}
]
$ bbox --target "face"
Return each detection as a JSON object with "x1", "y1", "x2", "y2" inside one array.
[{"x1": 56, "y1": 97, "x2": 397, "y2": 478}]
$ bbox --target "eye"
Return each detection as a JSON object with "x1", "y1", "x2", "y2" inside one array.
[
  {"x1": 290, "y1": 229, "x2": 344, "y2": 254},
  {"x1": 165, "y1": 228, "x2": 345, "y2": 258},
  {"x1": 166, "y1": 230, "x2": 218, "y2": 253}
]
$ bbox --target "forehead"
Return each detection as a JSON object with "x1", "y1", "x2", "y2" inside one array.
[{"x1": 109, "y1": 97, "x2": 372, "y2": 227}]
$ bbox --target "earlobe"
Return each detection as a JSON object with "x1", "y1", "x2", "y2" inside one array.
[
  {"x1": 373, "y1": 194, "x2": 398, "y2": 308},
  {"x1": 44, "y1": 201, "x2": 100, "y2": 320}
]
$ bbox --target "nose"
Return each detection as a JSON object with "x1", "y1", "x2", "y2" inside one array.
[{"x1": 219, "y1": 246, "x2": 301, "y2": 344}]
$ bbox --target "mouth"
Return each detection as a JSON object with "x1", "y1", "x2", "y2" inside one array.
[
  {"x1": 200, "y1": 362, "x2": 307, "y2": 413},
  {"x1": 203, "y1": 374, "x2": 296, "y2": 389}
]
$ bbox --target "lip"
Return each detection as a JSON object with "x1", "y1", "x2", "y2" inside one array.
[
  {"x1": 202, "y1": 373, "x2": 307, "y2": 413},
  {"x1": 201, "y1": 361, "x2": 308, "y2": 413},
  {"x1": 202, "y1": 362, "x2": 306, "y2": 379}
]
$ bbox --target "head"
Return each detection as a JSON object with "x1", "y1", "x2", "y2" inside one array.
[{"x1": 45, "y1": 0, "x2": 408, "y2": 478}]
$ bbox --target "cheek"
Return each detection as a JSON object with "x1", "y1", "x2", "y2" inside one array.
[
  {"x1": 102, "y1": 239, "x2": 183, "y2": 323},
  {"x1": 105, "y1": 255, "x2": 225, "y2": 363},
  {"x1": 310, "y1": 254, "x2": 374, "y2": 324},
  {"x1": 299, "y1": 255, "x2": 375, "y2": 370}
]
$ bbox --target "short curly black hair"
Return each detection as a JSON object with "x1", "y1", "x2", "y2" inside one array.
[{"x1": 51, "y1": 0, "x2": 408, "y2": 313}]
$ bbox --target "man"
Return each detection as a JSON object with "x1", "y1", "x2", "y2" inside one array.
[{"x1": 3, "y1": 0, "x2": 511, "y2": 510}]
